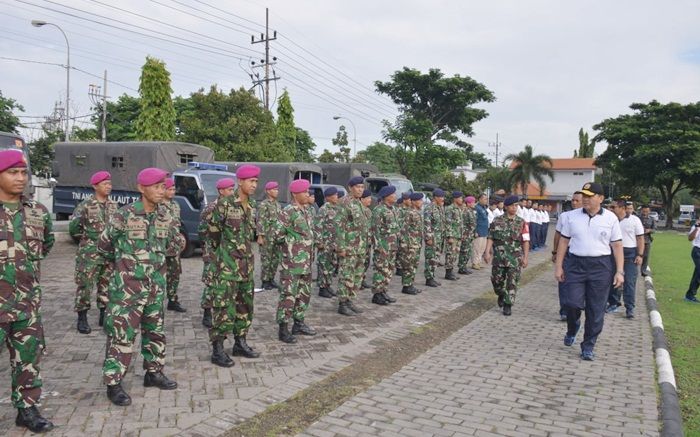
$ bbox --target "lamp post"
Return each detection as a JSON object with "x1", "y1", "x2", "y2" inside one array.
[
  {"x1": 332, "y1": 115, "x2": 356, "y2": 159},
  {"x1": 32, "y1": 19, "x2": 71, "y2": 142}
]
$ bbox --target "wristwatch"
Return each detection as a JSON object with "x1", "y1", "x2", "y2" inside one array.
[{"x1": 616, "y1": 271, "x2": 624, "y2": 275}]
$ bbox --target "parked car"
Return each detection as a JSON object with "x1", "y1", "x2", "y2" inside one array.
[{"x1": 648, "y1": 211, "x2": 659, "y2": 221}]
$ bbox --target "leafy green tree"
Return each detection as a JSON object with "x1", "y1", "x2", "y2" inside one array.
[
  {"x1": 332, "y1": 126, "x2": 351, "y2": 162},
  {"x1": 437, "y1": 171, "x2": 483, "y2": 198},
  {"x1": 573, "y1": 128, "x2": 596, "y2": 158},
  {"x1": 294, "y1": 127, "x2": 316, "y2": 162},
  {"x1": 354, "y1": 141, "x2": 398, "y2": 173},
  {"x1": 376, "y1": 67, "x2": 495, "y2": 181},
  {"x1": 0, "y1": 91, "x2": 24, "y2": 133},
  {"x1": 595, "y1": 100, "x2": 700, "y2": 228},
  {"x1": 276, "y1": 89, "x2": 297, "y2": 158},
  {"x1": 135, "y1": 56, "x2": 176, "y2": 140},
  {"x1": 317, "y1": 149, "x2": 338, "y2": 163},
  {"x1": 505, "y1": 145, "x2": 554, "y2": 195},
  {"x1": 94, "y1": 94, "x2": 140, "y2": 142},
  {"x1": 474, "y1": 166, "x2": 512, "y2": 193}
]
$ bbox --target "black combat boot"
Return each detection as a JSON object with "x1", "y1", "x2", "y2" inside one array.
[
  {"x1": 408, "y1": 285, "x2": 422, "y2": 294},
  {"x1": 269, "y1": 279, "x2": 280, "y2": 289},
  {"x1": 327, "y1": 286, "x2": 337, "y2": 296},
  {"x1": 372, "y1": 292, "x2": 390, "y2": 305},
  {"x1": 338, "y1": 302, "x2": 355, "y2": 316},
  {"x1": 383, "y1": 292, "x2": 397, "y2": 303},
  {"x1": 98, "y1": 307, "x2": 106, "y2": 327},
  {"x1": 278, "y1": 322, "x2": 297, "y2": 343},
  {"x1": 106, "y1": 383, "x2": 132, "y2": 406},
  {"x1": 211, "y1": 339, "x2": 234, "y2": 367},
  {"x1": 402, "y1": 286, "x2": 418, "y2": 295},
  {"x1": 318, "y1": 287, "x2": 333, "y2": 298},
  {"x1": 497, "y1": 294, "x2": 504, "y2": 308},
  {"x1": 396, "y1": 268, "x2": 403, "y2": 276},
  {"x1": 262, "y1": 281, "x2": 274, "y2": 290},
  {"x1": 425, "y1": 278, "x2": 441, "y2": 287},
  {"x1": 292, "y1": 320, "x2": 317, "y2": 336},
  {"x1": 15, "y1": 406, "x2": 54, "y2": 433},
  {"x1": 232, "y1": 336, "x2": 261, "y2": 358},
  {"x1": 167, "y1": 300, "x2": 187, "y2": 313},
  {"x1": 77, "y1": 310, "x2": 91, "y2": 334},
  {"x1": 503, "y1": 304, "x2": 512, "y2": 316},
  {"x1": 346, "y1": 300, "x2": 363, "y2": 313},
  {"x1": 361, "y1": 280, "x2": 371, "y2": 290},
  {"x1": 445, "y1": 269, "x2": 458, "y2": 281},
  {"x1": 202, "y1": 308, "x2": 212, "y2": 328},
  {"x1": 458, "y1": 268, "x2": 472, "y2": 275},
  {"x1": 143, "y1": 371, "x2": 178, "y2": 390}
]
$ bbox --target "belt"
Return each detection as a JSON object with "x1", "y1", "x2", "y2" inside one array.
[{"x1": 569, "y1": 254, "x2": 611, "y2": 259}]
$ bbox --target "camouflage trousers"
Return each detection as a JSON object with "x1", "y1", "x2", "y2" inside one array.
[
  {"x1": 276, "y1": 272, "x2": 311, "y2": 323},
  {"x1": 395, "y1": 244, "x2": 406, "y2": 272},
  {"x1": 103, "y1": 297, "x2": 166, "y2": 386},
  {"x1": 491, "y1": 265, "x2": 522, "y2": 306},
  {"x1": 0, "y1": 313, "x2": 44, "y2": 408},
  {"x1": 362, "y1": 246, "x2": 372, "y2": 283},
  {"x1": 458, "y1": 237, "x2": 475, "y2": 270},
  {"x1": 401, "y1": 245, "x2": 422, "y2": 286},
  {"x1": 166, "y1": 256, "x2": 182, "y2": 302},
  {"x1": 74, "y1": 261, "x2": 112, "y2": 312},
  {"x1": 337, "y1": 254, "x2": 364, "y2": 302},
  {"x1": 209, "y1": 279, "x2": 254, "y2": 342},
  {"x1": 316, "y1": 248, "x2": 336, "y2": 289},
  {"x1": 260, "y1": 241, "x2": 281, "y2": 282},
  {"x1": 200, "y1": 260, "x2": 214, "y2": 309},
  {"x1": 444, "y1": 237, "x2": 460, "y2": 270},
  {"x1": 372, "y1": 248, "x2": 397, "y2": 294},
  {"x1": 424, "y1": 240, "x2": 443, "y2": 280}
]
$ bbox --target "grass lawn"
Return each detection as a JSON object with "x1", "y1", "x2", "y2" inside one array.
[{"x1": 650, "y1": 231, "x2": 700, "y2": 435}]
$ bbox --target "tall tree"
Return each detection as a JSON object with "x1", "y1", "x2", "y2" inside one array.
[
  {"x1": 573, "y1": 128, "x2": 596, "y2": 158},
  {"x1": 354, "y1": 141, "x2": 399, "y2": 173},
  {"x1": 135, "y1": 56, "x2": 176, "y2": 141},
  {"x1": 276, "y1": 89, "x2": 297, "y2": 158},
  {"x1": 0, "y1": 90, "x2": 24, "y2": 133},
  {"x1": 294, "y1": 127, "x2": 316, "y2": 162},
  {"x1": 94, "y1": 93, "x2": 140, "y2": 142},
  {"x1": 332, "y1": 126, "x2": 351, "y2": 163},
  {"x1": 376, "y1": 67, "x2": 495, "y2": 181},
  {"x1": 595, "y1": 100, "x2": 700, "y2": 229},
  {"x1": 317, "y1": 149, "x2": 338, "y2": 163},
  {"x1": 505, "y1": 145, "x2": 554, "y2": 195}
]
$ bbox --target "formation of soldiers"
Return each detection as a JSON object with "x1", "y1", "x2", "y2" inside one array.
[{"x1": 2, "y1": 158, "x2": 531, "y2": 433}]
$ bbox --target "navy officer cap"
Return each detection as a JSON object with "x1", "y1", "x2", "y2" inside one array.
[
  {"x1": 377, "y1": 185, "x2": 396, "y2": 199},
  {"x1": 504, "y1": 195, "x2": 520, "y2": 206},
  {"x1": 324, "y1": 186, "x2": 338, "y2": 197},
  {"x1": 402, "y1": 192, "x2": 411, "y2": 199},
  {"x1": 410, "y1": 192, "x2": 424, "y2": 201},
  {"x1": 361, "y1": 189, "x2": 372, "y2": 199},
  {"x1": 397, "y1": 198, "x2": 404, "y2": 205},
  {"x1": 452, "y1": 191, "x2": 463, "y2": 198},
  {"x1": 433, "y1": 188, "x2": 445, "y2": 198},
  {"x1": 348, "y1": 176, "x2": 364, "y2": 187}
]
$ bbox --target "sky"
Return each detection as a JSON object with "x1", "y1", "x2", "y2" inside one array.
[{"x1": 2, "y1": 0, "x2": 699, "y2": 164}]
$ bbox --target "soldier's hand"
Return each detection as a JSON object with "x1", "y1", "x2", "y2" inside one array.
[
  {"x1": 521, "y1": 257, "x2": 529, "y2": 269},
  {"x1": 317, "y1": 244, "x2": 325, "y2": 250},
  {"x1": 257, "y1": 236, "x2": 265, "y2": 245}
]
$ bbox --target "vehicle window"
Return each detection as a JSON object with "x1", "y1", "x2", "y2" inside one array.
[
  {"x1": 391, "y1": 179, "x2": 414, "y2": 196},
  {"x1": 367, "y1": 180, "x2": 387, "y2": 194},
  {"x1": 175, "y1": 175, "x2": 201, "y2": 209},
  {"x1": 199, "y1": 174, "x2": 224, "y2": 202}
]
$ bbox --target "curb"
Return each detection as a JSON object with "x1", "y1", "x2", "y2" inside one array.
[{"x1": 644, "y1": 274, "x2": 684, "y2": 437}]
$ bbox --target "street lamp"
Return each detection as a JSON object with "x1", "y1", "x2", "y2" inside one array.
[
  {"x1": 32, "y1": 19, "x2": 71, "y2": 142},
  {"x1": 332, "y1": 115, "x2": 357, "y2": 159}
]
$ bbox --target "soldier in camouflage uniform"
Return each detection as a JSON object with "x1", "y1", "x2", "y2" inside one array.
[
  {"x1": 371, "y1": 185, "x2": 400, "y2": 305},
  {"x1": 98, "y1": 167, "x2": 185, "y2": 407},
  {"x1": 163, "y1": 178, "x2": 186, "y2": 313},
  {"x1": 360, "y1": 189, "x2": 373, "y2": 290},
  {"x1": 198, "y1": 178, "x2": 235, "y2": 329},
  {"x1": 204, "y1": 165, "x2": 261, "y2": 367},
  {"x1": 424, "y1": 188, "x2": 446, "y2": 287},
  {"x1": 273, "y1": 179, "x2": 317, "y2": 343},
  {"x1": 402, "y1": 192, "x2": 425, "y2": 295},
  {"x1": 458, "y1": 195, "x2": 477, "y2": 275},
  {"x1": 257, "y1": 181, "x2": 281, "y2": 290},
  {"x1": 395, "y1": 192, "x2": 411, "y2": 276},
  {"x1": 316, "y1": 187, "x2": 340, "y2": 298},
  {"x1": 336, "y1": 176, "x2": 370, "y2": 316},
  {"x1": 69, "y1": 170, "x2": 117, "y2": 335},
  {"x1": 484, "y1": 195, "x2": 530, "y2": 316},
  {"x1": 0, "y1": 150, "x2": 55, "y2": 432},
  {"x1": 443, "y1": 191, "x2": 464, "y2": 281}
]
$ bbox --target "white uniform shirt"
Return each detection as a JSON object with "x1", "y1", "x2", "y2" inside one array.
[
  {"x1": 516, "y1": 205, "x2": 525, "y2": 219},
  {"x1": 690, "y1": 225, "x2": 700, "y2": 248},
  {"x1": 494, "y1": 208, "x2": 504, "y2": 218},
  {"x1": 487, "y1": 208, "x2": 495, "y2": 224},
  {"x1": 555, "y1": 210, "x2": 570, "y2": 233},
  {"x1": 561, "y1": 207, "x2": 622, "y2": 257},
  {"x1": 619, "y1": 214, "x2": 644, "y2": 248}
]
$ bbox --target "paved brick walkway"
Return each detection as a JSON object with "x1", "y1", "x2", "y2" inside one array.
[
  {"x1": 300, "y1": 268, "x2": 659, "y2": 436},
  {"x1": 0, "y1": 234, "x2": 557, "y2": 436}
]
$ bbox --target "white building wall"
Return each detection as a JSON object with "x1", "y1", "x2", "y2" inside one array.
[{"x1": 548, "y1": 169, "x2": 595, "y2": 196}]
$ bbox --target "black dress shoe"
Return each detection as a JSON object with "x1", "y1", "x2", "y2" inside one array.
[
  {"x1": 318, "y1": 287, "x2": 333, "y2": 298},
  {"x1": 98, "y1": 308, "x2": 106, "y2": 327},
  {"x1": 346, "y1": 300, "x2": 363, "y2": 313},
  {"x1": 372, "y1": 293, "x2": 390, "y2": 305},
  {"x1": 425, "y1": 278, "x2": 440, "y2": 287},
  {"x1": 107, "y1": 383, "x2": 132, "y2": 406},
  {"x1": 338, "y1": 302, "x2": 355, "y2": 316},
  {"x1": 401, "y1": 286, "x2": 418, "y2": 295},
  {"x1": 458, "y1": 268, "x2": 472, "y2": 275},
  {"x1": 278, "y1": 322, "x2": 298, "y2": 343},
  {"x1": 396, "y1": 269, "x2": 403, "y2": 276},
  {"x1": 361, "y1": 280, "x2": 371, "y2": 290},
  {"x1": 144, "y1": 371, "x2": 178, "y2": 390},
  {"x1": 167, "y1": 300, "x2": 187, "y2": 313},
  {"x1": 232, "y1": 336, "x2": 261, "y2": 358},
  {"x1": 211, "y1": 340, "x2": 234, "y2": 367},
  {"x1": 202, "y1": 308, "x2": 212, "y2": 328},
  {"x1": 77, "y1": 310, "x2": 91, "y2": 334},
  {"x1": 15, "y1": 406, "x2": 54, "y2": 433},
  {"x1": 503, "y1": 304, "x2": 512, "y2": 316},
  {"x1": 292, "y1": 320, "x2": 317, "y2": 336},
  {"x1": 383, "y1": 292, "x2": 397, "y2": 303}
]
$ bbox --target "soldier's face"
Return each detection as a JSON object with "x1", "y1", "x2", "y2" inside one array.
[
  {"x1": 94, "y1": 180, "x2": 112, "y2": 197},
  {"x1": 413, "y1": 199, "x2": 423, "y2": 209},
  {"x1": 361, "y1": 196, "x2": 372, "y2": 207},
  {"x1": 506, "y1": 204, "x2": 518, "y2": 215},
  {"x1": 454, "y1": 197, "x2": 464, "y2": 206},
  {"x1": 326, "y1": 194, "x2": 338, "y2": 204},
  {"x1": 239, "y1": 178, "x2": 258, "y2": 196},
  {"x1": 139, "y1": 182, "x2": 166, "y2": 204},
  {"x1": 0, "y1": 167, "x2": 28, "y2": 196},
  {"x1": 626, "y1": 205, "x2": 634, "y2": 215},
  {"x1": 218, "y1": 187, "x2": 234, "y2": 198},
  {"x1": 165, "y1": 186, "x2": 176, "y2": 200},
  {"x1": 435, "y1": 197, "x2": 444, "y2": 206},
  {"x1": 350, "y1": 184, "x2": 364, "y2": 198},
  {"x1": 641, "y1": 207, "x2": 650, "y2": 217},
  {"x1": 267, "y1": 188, "x2": 279, "y2": 199},
  {"x1": 385, "y1": 192, "x2": 397, "y2": 205},
  {"x1": 571, "y1": 194, "x2": 583, "y2": 208}
]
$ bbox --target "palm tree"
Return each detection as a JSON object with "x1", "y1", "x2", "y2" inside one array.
[{"x1": 505, "y1": 145, "x2": 554, "y2": 196}]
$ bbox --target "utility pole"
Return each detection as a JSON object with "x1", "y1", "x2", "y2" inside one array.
[
  {"x1": 488, "y1": 133, "x2": 501, "y2": 167},
  {"x1": 251, "y1": 8, "x2": 280, "y2": 111},
  {"x1": 88, "y1": 70, "x2": 109, "y2": 142}
]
